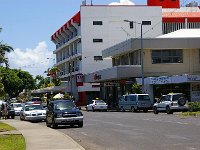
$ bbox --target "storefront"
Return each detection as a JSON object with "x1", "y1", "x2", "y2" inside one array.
[{"x1": 136, "y1": 74, "x2": 200, "y2": 102}]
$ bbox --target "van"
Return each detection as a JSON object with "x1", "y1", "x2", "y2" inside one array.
[{"x1": 118, "y1": 94, "x2": 152, "y2": 112}]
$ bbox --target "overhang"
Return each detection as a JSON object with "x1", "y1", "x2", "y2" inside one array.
[
  {"x1": 102, "y1": 36, "x2": 200, "y2": 58},
  {"x1": 85, "y1": 65, "x2": 141, "y2": 83}
]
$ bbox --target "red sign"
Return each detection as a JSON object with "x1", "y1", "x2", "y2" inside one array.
[{"x1": 76, "y1": 74, "x2": 83, "y2": 86}]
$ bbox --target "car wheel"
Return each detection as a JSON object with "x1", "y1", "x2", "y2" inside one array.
[
  {"x1": 51, "y1": 118, "x2": 58, "y2": 129},
  {"x1": 86, "y1": 107, "x2": 89, "y2": 112},
  {"x1": 78, "y1": 122, "x2": 83, "y2": 128},
  {"x1": 120, "y1": 106, "x2": 125, "y2": 112},
  {"x1": 153, "y1": 107, "x2": 158, "y2": 114},
  {"x1": 178, "y1": 97, "x2": 186, "y2": 106},
  {"x1": 131, "y1": 107, "x2": 135, "y2": 112},
  {"x1": 11, "y1": 115, "x2": 15, "y2": 119},
  {"x1": 166, "y1": 106, "x2": 173, "y2": 114}
]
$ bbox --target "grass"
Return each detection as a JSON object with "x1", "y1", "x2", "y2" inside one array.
[
  {"x1": 0, "y1": 122, "x2": 26, "y2": 150},
  {"x1": 0, "y1": 122, "x2": 16, "y2": 132},
  {"x1": 0, "y1": 135, "x2": 25, "y2": 150},
  {"x1": 181, "y1": 111, "x2": 200, "y2": 117}
]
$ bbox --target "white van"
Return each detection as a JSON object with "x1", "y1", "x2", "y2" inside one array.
[{"x1": 118, "y1": 94, "x2": 152, "y2": 112}]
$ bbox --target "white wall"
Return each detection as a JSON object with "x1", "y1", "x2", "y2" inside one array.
[{"x1": 80, "y1": 5, "x2": 162, "y2": 74}]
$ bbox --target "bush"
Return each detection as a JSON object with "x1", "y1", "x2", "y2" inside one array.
[{"x1": 188, "y1": 102, "x2": 200, "y2": 112}]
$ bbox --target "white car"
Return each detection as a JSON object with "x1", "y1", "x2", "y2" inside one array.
[
  {"x1": 20, "y1": 104, "x2": 46, "y2": 122},
  {"x1": 153, "y1": 93, "x2": 188, "y2": 114},
  {"x1": 10, "y1": 103, "x2": 23, "y2": 116},
  {"x1": 86, "y1": 100, "x2": 108, "y2": 112}
]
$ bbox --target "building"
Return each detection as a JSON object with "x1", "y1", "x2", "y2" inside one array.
[
  {"x1": 86, "y1": 29, "x2": 200, "y2": 103},
  {"x1": 51, "y1": 4, "x2": 162, "y2": 105},
  {"x1": 51, "y1": 0, "x2": 200, "y2": 105}
]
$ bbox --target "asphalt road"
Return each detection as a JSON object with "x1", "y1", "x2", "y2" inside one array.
[{"x1": 38, "y1": 111, "x2": 200, "y2": 150}]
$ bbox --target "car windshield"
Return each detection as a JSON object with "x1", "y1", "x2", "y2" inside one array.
[
  {"x1": 13, "y1": 103, "x2": 23, "y2": 108},
  {"x1": 54, "y1": 101, "x2": 76, "y2": 110},
  {"x1": 25, "y1": 105, "x2": 44, "y2": 111},
  {"x1": 138, "y1": 95, "x2": 150, "y2": 101},
  {"x1": 95, "y1": 100, "x2": 105, "y2": 104}
]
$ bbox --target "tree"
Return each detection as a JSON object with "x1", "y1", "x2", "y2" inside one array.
[
  {"x1": 0, "y1": 67, "x2": 35, "y2": 98},
  {"x1": 0, "y1": 28, "x2": 14, "y2": 67},
  {"x1": 1, "y1": 68, "x2": 23, "y2": 98},
  {"x1": 15, "y1": 69, "x2": 35, "y2": 91}
]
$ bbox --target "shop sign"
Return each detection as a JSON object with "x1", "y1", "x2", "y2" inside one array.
[
  {"x1": 187, "y1": 75, "x2": 200, "y2": 81},
  {"x1": 76, "y1": 74, "x2": 83, "y2": 86},
  {"x1": 94, "y1": 74, "x2": 101, "y2": 80},
  {"x1": 150, "y1": 76, "x2": 171, "y2": 84},
  {"x1": 104, "y1": 82, "x2": 120, "y2": 87}
]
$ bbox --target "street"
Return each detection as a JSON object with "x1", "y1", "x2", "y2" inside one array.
[{"x1": 37, "y1": 111, "x2": 200, "y2": 150}]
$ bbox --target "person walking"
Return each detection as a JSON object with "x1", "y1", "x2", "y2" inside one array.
[{"x1": 1, "y1": 102, "x2": 8, "y2": 119}]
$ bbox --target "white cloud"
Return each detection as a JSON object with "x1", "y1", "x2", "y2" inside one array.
[
  {"x1": 109, "y1": 0, "x2": 135, "y2": 5},
  {"x1": 7, "y1": 41, "x2": 54, "y2": 77}
]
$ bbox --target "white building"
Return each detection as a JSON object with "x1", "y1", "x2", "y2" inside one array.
[{"x1": 51, "y1": 5, "x2": 162, "y2": 105}]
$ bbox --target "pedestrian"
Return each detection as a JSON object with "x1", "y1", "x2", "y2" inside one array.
[{"x1": 1, "y1": 102, "x2": 8, "y2": 120}]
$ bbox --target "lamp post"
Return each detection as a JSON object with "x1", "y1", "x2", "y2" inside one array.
[{"x1": 124, "y1": 20, "x2": 151, "y2": 93}]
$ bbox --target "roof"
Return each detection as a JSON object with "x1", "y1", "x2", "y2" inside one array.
[{"x1": 158, "y1": 29, "x2": 200, "y2": 38}]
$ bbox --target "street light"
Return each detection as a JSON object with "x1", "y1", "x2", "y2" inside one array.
[{"x1": 124, "y1": 20, "x2": 151, "y2": 93}]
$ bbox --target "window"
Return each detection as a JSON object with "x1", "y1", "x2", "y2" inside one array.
[
  {"x1": 130, "y1": 50, "x2": 140, "y2": 65},
  {"x1": 93, "y1": 39, "x2": 103, "y2": 43},
  {"x1": 93, "y1": 21, "x2": 103, "y2": 25},
  {"x1": 129, "y1": 95, "x2": 136, "y2": 101},
  {"x1": 152, "y1": 49, "x2": 183, "y2": 64},
  {"x1": 113, "y1": 57, "x2": 120, "y2": 66},
  {"x1": 94, "y1": 56, "x2": 103, "y2": 61},
  {"x1": 121, "y1": 55, "x2": 129, "y2": 65}
]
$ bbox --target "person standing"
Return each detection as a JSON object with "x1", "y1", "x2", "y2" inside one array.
[{"x1": 1, "y1": 102, "x2": 8, "y2": 119}]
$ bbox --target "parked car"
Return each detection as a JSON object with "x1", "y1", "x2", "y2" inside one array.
[
  {"x1": 10, "y1": 103, "x2": 23, "y2": 116},
  {"x1": 153, "y1": 93, "x2": 189, "y2": 114},
  {"x1": 86, "y1": 100, "x2": 108, "y2": 112},
  {"x1": 118, "y1": 94, "x2": 152, "y2": 112},
  {"x1": 46, "y1": 100, "x2": 83, "y2": 128},
  {"x1": 20, "y1": 104, "x2": 46, "y2": 122}
]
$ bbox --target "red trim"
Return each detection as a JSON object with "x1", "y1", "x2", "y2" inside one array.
[
  {"x1": 163, "y1": 18, "x2": 200, "y2": 23},
  {"x1": 147, "y1": 0, "x2": 180, "y2": 8},
  {"x1": 51, "y1": 11, "x2": 80, "y2": 40}
]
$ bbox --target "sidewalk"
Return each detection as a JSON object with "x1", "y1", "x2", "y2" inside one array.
[{"x1": 0, "y1": 119, "x2": 85, "y2": 150}]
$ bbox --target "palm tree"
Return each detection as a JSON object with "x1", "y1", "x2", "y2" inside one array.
[
  {"x1": 0, "y1": 43, "x2": 13, "y2": 67},
  {"x1": 0, "y1": 28, "x2": 14, "y2": 67}
]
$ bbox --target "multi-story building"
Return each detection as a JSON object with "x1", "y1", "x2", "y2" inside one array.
[
  {"x1": 51, "y1": 4, "x2": 162, "y2": 105},
  {"x1": 51, "y1": 0, "x2": 200, "y2": 105}
]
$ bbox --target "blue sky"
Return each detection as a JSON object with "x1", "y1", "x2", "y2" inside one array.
[{"x1": 0, "y1": 0, "x2": 194, "y2": 77}]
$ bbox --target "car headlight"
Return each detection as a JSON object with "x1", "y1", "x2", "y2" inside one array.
[
  {"x1": 76, "y1": 112, "x2": 83, "y2": 116},
  {"x1": 56, "y1": 113, "x2": 62, "y2": 118}
]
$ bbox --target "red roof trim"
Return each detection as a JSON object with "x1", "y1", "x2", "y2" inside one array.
[
  {"x1": 51, "y1": 11, "x2": 80, "y2": 40},
  {"x1": 163, "y1": 17, "x2": 200, "y2": 23}
]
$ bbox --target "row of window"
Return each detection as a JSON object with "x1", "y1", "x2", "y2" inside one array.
[{"x1": 113, "y1": 49, "x2": 184, "y2": 66}]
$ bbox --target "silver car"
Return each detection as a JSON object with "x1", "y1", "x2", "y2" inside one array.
[{"x1": 20, "y1": 104, "x2": 46, "y2": 122}]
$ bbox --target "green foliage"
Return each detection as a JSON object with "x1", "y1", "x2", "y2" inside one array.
[
  {"x1": 52, "y1": 78, "x2": 61, "y2": 86},
  {"x1": 0, "y1": 67, "x2": 35, "y2": 98},
  {"x1": 188, "y1": 102, "x2": 200, "y2": 112},
  {"x1": 132, "y1": 82, "x2": 142, "y2": 94},
  {"x1": 64, "y1": 93, "x2": 71, "y2": 99}
]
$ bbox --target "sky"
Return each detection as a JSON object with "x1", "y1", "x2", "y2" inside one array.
[{"x1": 0, "y1": 0, "x2": 196, "y2": 77}]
